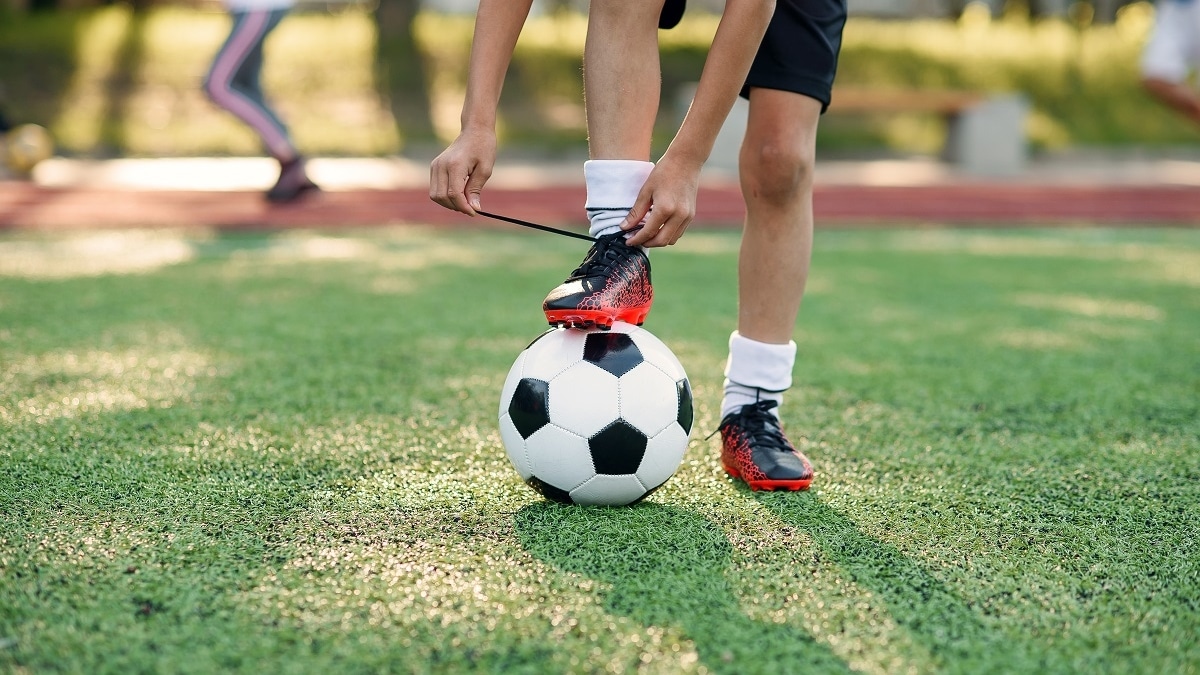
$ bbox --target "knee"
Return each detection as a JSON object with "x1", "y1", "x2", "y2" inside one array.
[
  {"x1": 202, "y1": 71, "x2": 221, "y2": 101},
  {"x1": 739, "y1": 139, "x2": 815, "y2": 205}
]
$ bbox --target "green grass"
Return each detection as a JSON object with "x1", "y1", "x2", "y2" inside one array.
[{"x1": 1, "y1": 226, "x2": 1198, "y2": 674}]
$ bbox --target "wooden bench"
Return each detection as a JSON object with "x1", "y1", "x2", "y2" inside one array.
[{"x1": 691, "y1": 85, "x2": 1029, "y2": 176}]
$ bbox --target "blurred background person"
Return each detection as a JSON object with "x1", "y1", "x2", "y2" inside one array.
[
  {"x1": 1140, "y1": 0, "x2": 1200, "y2": 128},
  {"x1": 204, "y1": 0, "x2": 318, "y2": 203}
]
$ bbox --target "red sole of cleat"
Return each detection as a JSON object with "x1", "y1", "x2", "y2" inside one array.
[
  {"x1": 545, "y1": 306, "x2": 650, "y2": 330},
  {"x1": 723, "y1": 465, "x2": 812, "y2": 492}
]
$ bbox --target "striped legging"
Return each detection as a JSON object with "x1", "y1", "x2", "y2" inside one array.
[{"x1": 204, "y1": 8, "x2": 297, "y2": 162}]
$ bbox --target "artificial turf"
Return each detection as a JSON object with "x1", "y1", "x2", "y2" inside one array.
[{"x1": 1, "y1": 226, "x2": 1197, "y2": 674}]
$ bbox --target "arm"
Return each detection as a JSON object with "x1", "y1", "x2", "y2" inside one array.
[
  {"x1": 624, "y1": 0, "x2": 775, "y2": 247},
  {"x1": 429, "y1": 0, "x2": 534, "y2": 214},
  {"x1": 1142, "y1": 76, "x2": 1200, "y2": 127}
]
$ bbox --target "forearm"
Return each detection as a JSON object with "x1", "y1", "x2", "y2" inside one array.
[
  {"x1": 1143, "y1": 76, "x2": 1200, "y2": 124},
  {"x1": 663, "y1": 0, "x2": 775, "y2": 167},
  {"x1": 460, "y1": 0, "x2": 535, "y2": 131}
]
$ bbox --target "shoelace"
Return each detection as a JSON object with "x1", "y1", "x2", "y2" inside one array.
[
  {"x1": 712, "y1": 400, "x2": 792, "y2": 453},
  {"x1": 568, "y1": 233, "x2": 635, "y2": 281}
]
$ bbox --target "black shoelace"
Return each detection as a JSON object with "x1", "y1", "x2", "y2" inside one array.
[
  {"x1": 476, "y1": 210, "x2": 596, "y2": 242},
  {"x1": 568, "y1": 233, "x2": 635, "y2": 281},
  {"x1": 715, "y1": 400, "x2": 791, "y2": 452}
]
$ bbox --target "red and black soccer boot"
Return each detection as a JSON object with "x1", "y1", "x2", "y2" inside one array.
[
  {"x1": 718, "y1": 400, "x2": 813, "y2": 491},
  {"x1": 542, "y1": 232, "x2": 653, "y2": 330}
]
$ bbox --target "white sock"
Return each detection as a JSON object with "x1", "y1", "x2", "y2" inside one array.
[
  {"x1": 721, "y1": 331, "x2": 797, "y2": 419},
  {"x1": 584, "y1": 159, "x2": 654, "y2": 239}
]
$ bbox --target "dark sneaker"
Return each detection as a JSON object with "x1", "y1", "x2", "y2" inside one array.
[
  {"x1": 266, "y1": 157, "x2": 319, "y2": 203},
  {"x1": 718, "y1": 400, "x2": 813, "y2": 491},
  {"x1": 542, "y1": 232, "x2": 653, "y2": 330},
  {"x1": 659, "y1": 0, "x2": 686, "y2": 29}
]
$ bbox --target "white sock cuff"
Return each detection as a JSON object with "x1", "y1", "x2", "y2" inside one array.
[
  {"x1": 724, "y1": 331, "x2": 797, "y2": 393},
  {"x1": 584, "y1": 160, "x2": 654, "y2": 209}
]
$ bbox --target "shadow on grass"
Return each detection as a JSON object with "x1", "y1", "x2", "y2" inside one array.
[
  {"x1": 755, "y1": 490, "x2": 1047, "y2": 670},
  {"x1": 515, "y1": 502, "x2": 853, "y2": 674}
]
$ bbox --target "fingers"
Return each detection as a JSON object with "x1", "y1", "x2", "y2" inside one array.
[
  {"x1": 429, "y1": 163, "x2": 482, "y2": 215},
  {"x1": 620, "y1": 198, "x2": 652, "y2": 245},
  {"x1": 428, "y1": 165, "x2": 464, "y2": 214},
  {"x1": 628, "y1": 212, "x2": 691, "y2": 247},
  {"x1": 623, "y1": 197, "x2": 693, "y2": 248},
  {"x1": 429, "y1": 147, "x2": 493, "y2": 215}
]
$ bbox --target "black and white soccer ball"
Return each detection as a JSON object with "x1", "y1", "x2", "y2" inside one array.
[{"x1": 499, "y1": 322, "x2": 693, "y2": 506}]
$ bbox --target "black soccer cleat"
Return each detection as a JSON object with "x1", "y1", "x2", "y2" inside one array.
[
  {"x1": 718, "y1": 400, "x2": 813, "y2": 491},
  {"x1": 543, "y1": 232, "x2": 653, "y2": 330}
]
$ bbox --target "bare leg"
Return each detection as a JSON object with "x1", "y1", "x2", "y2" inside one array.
[
  {"x1": 737, "y1": 88, "x2": 823, "y2": 344},
  {"x1": 540, "y1": 0, "x2": 668, "y2": 330},
  {"x1": 584, "y1": 0, "x2": 665, "y2": 160}
]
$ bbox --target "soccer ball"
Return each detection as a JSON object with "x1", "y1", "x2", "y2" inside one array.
[
  {"x1": 499, "y1": 322, "x2": 693, "y2": 506},
  {"x1": 3, "y1": 123, "x2": 54, "y2": 175}
]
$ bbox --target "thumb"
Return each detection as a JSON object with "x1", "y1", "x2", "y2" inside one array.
[
  {"x1": 466, "y1": 172, "x2": 489, "y2": 213},
  {"x1": 621, "y1": 193, "x2": 652, "y2": 231}
]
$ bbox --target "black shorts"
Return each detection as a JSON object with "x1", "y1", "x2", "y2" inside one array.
[{"x1": 742, "y1": 0, "x2": 848, "y2": 112}]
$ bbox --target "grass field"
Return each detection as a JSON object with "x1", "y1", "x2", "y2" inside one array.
[{"x1": 1, "y1": 226, "x2": 1198, "y2": 674}]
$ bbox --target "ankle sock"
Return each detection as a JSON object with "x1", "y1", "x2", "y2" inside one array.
[
  {"x1": 584, "y1": 159, "x2": 654, "y2": 239},
  {"x1": 721, "y1": 331, "x2": 796, "y2": 419}
]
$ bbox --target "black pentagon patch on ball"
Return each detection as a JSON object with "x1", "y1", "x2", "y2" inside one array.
[
  {"x1": 589, "y1": 420, "x2": 648, "y2": 475},
  {"x1": 676, "y1": 378, "x2": 693, "y2": 434},
  {"x1": 526, "y1": 476, "x2": 574, "y2": 504},
  {"x1": 582, "y1": 332, "x2": 643, "y2": 377},
  {"x1": 509, "y1": 378, "x2": 551, "y2": 439}
]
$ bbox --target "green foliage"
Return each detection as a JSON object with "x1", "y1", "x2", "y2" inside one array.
[
  {"x1": 1, "y1": 226, "x2": 1197, "y2": 673},
  {"x1": 828, "y1": 5, "x2": 1199, "y2": 151},
  {"x1": 0, "y1": 5, "x2": 1197, "y2": 156}
]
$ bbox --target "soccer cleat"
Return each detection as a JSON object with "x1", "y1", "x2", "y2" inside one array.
[
  {"x1": 718, "y1": 400, "x2": 813, "y2": 491},
  {"x1": 542, "y1": 232, "x2": 653, "y2": 330}
]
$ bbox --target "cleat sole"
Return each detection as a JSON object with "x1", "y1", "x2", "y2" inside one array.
[
  {"x1": 723, "y1": 465, "x2": 812, "y2": 492},
  {"x1": 544, "y1": 306, "x2": 650, "y2": 331},
  {"x1": 549, "y1": 320, "x2": 610, "y2": 331}
]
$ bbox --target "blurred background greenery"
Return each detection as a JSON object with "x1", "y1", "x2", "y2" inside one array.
[{"x1": 0, "y1": 0, "x2": 1194, "y2": 160}]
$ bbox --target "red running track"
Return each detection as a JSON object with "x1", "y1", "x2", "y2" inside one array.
[{"x1": 1, "y1": 183, "x2": 1197, "y2": 230}]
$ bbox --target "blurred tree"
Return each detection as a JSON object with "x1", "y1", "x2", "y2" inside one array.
[
  {"x1": 373, "y1": 0, "x2": 435, "y2": 145},
  {"x1": 1089, "y1": 0, "x2": 1126, "y2": 23}
]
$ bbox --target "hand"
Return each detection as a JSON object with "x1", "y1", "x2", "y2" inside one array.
[
  {"x1": 429, "y1": 128, "x2": 497, "y2": 215},
  {"x1": 620, "y1": 157, "x2": 700, "y2": 248}
]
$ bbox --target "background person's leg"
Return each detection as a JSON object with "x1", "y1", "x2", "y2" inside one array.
[
  {"x1": 204, "y1": 9, "x2": 297, "y2": 162},
  {"x1": 204, "y1": 8, "x2": 316, "y2": 202}
]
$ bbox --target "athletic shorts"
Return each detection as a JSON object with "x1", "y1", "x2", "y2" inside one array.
[{"x1": 742, "y1": 0, "x2": 848, "y2": 112}]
